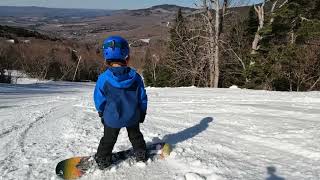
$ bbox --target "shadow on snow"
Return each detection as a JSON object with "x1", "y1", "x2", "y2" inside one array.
[
  {"x1": 152, "y1": 117, "x2": 214, "y2": 146},
  {"x1": 266, "y1": 166, "x2": 285, "y2": 180}
]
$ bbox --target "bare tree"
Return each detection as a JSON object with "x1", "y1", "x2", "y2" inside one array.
[
  {"x1": 72, "y1": 50, "x2": 82, "y2": 81},
  {"x1": 251, "y1": 1, "x2": 265, "y2": 54},
  {"x1": 151, "y1": 54, "x2": 160, "y2": 82},
  {"x1": 309, "y1": 77, "x2": 320, "y2": 91},
  {"x1": 202, "y1": 0, "x2": 217, "y2": 87},
  {"x1": 201, "y1": 0, "x2": 229, "y2": 87},
  {"x1": 251, "y1": 0, "x2": 288, "y2": 54},
  {"x1": 295, "y1": 45, "x2": 320, "y2": 91},
  {"x1": 165, "y1": 8, "x2": 207, "y2": 87}
]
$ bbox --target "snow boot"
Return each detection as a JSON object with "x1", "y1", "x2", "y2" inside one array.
[
  {"x1": 94, "y1": 154, "x2": 112, "y2": 170},
  {"x1": 135, "y1": 149, "x2": 147, "y2": 162}
]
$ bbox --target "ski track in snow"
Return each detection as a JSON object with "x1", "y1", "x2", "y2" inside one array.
[{"x1": 0, "y1": 82, "x2": 320, "y2": 180}]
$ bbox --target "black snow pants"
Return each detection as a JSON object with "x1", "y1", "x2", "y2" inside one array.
[{"x1": 95, "y1": 124, "x2": 146, "y2": 160}]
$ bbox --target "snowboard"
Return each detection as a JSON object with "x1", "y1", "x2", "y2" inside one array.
[{"x1": 55, "y1": 142, "x2": 172, "y2": 180}]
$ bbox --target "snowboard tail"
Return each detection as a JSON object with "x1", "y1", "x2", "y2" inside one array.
[
  {"x1": 56, "y1": 157, "x2": 88, "y2": 180},
  {"x1": 55, "y1": 142, "x2": 172, "y2": 180}
]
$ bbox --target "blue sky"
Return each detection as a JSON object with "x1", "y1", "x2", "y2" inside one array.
[{"x1": 0, "y1": 0, "x2": 263, "y2": 10}]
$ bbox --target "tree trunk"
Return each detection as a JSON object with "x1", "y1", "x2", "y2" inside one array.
[
  {"x1": 73, "y1": 56, "x2": 81, "y2": 82},
  {"x1": 152, "y1": 62, "x2": 157, "y2": 83},
  {"x1": 191, "y1": 76, "x2": 196, "y2": 86},
  {"x1": 290, "y1": 31, "x2": 296, "y2": 44},
  {"x1": 213, "y1": 0, "x2": 220, "y2": 88},
  {"x1": 251, "y1": 3, "x2": 265, "y2": 54},
  {"x1": 204, "y1": 0, "x2": 216, "y2": 88},
  {"x1": 204, "y1": 0, "x2": 227, "y2": 88},
  {"x1": 270, "y1": 0, "x2": 279, "y2": 24},
  {"x1": 308, "y1": 76, "x2": 320, "y2": 91}
]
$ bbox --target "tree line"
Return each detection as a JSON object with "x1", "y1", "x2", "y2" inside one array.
[
  {"x1": 0, "y1": 26, "x2": 147, "y2": 84},
  {"x1": 0, "y1": 38, "x2": 103, "y2": 83},
  {"x1": 143, "y1": 0, "x2": 320, "y2": 91}
]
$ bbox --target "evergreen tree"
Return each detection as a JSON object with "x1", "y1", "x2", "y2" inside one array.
[
  {"x1": 311, "y1": 1, "x2": 320, "y2": 19},
  {"x1": 249, "y1": 0, "x2": 320, "y2": 91},
  {"x1": 246, "y1": 6, "x2": 259, "y2": 42},
  {"x1": 221, "y1": 6, "x2": 259, "y2": 88}
]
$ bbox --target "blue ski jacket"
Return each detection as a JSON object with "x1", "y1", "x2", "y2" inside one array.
[{"x1": 94, "y1": 67, "x2": 148, "y2": 128}]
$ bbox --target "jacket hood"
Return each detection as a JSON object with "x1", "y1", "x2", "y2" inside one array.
[{"x1": 105, "y1": 67, "x2": 138, "y2": 88}]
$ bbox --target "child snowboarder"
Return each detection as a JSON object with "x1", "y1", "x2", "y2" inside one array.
[{"x1": 93, "y1": 36, "x2": 147, "y2": 170}]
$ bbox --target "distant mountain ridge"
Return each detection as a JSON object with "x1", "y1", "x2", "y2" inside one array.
[
  {"x1": 0, "y1": 6, "x2": 113, "y2": 18},
  {"x1": 127, "y1": 4, "x2": 195, "y2": 16},
  {"x1": 0, "y1": 5, "x2": 195, "y2": 18},
  {"x1": 147, "y1": 4, "x2": 195, "y2": 11}
]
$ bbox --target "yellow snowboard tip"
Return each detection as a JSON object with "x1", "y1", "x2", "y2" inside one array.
[{"x1": 161, "y1": 143, "x2": 172, "y2": 158}]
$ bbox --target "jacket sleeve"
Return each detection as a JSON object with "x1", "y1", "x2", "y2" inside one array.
[
  {"x1": 137, "y1": 75, "x2": 148, "y2": 113},
  {"x1": 94, "y1": 75, "x2": 107, "y2": 113}
]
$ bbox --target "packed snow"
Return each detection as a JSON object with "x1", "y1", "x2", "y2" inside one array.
[
  {"x1": 140, "y1": 39, "x2": 151, "y2": 44},
  {"x1": 0, "y1": 81, "x2": 320, "y2": 180}
]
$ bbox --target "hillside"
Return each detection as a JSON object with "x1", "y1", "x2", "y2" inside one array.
[
  {"x1": 0, "y1": 5, "x2": 172, "y2": 41},
  {"x1": 0, "y1": 4, "x2": 250, "y2": 42},
  {"x1": 0, "y1": 25, "x2": 60, "y2": 41}
]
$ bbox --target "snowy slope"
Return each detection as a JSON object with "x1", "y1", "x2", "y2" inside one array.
[{"x1": 0, "y1": 82, "x2": 320, "y2": 180}]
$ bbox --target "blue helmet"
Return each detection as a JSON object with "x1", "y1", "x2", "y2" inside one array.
[{"x1": 102, "y1": 36, "x2": 130, "y2": 62}]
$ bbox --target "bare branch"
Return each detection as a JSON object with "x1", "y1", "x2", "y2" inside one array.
[{"x1": 279, "y1": 0, "x2": 288, "y2": 8}]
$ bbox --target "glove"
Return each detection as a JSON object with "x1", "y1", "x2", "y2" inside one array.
[
  {"x1": 98, "y1": 112, "x2": 104, "y2": 125},
  {"x1": 140, "y1": 111, "x2": 146, "y2": 123}
]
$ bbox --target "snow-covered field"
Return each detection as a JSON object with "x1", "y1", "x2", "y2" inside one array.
[{"x1": 0, "y1": 82, "x2": 320, "y2": 180}]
